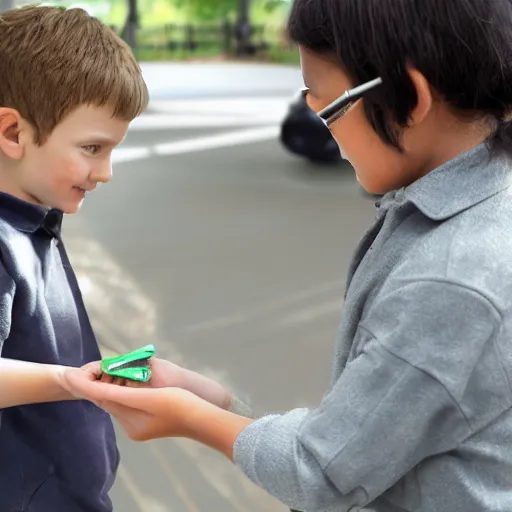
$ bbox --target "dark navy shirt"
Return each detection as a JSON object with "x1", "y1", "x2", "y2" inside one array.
[{"x1": 0, "y1": 192, "x2": 118, "y2": 511}]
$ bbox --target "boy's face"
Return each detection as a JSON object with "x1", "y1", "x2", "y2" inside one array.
[{"x1": 0, "y1": 104, "x2": 130, "y2": 213}]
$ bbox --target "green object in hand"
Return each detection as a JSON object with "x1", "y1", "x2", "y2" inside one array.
[{"x1": 100, "y1": 344, "x2": 156, "y2": 382}]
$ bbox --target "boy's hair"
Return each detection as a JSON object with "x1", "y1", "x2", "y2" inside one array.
[
  {"x1": 0, "y1": 6, "x2": 149, "y2": 144},
  {"x1": 287, "y1": 0, "x2": 512, "y2": 152}
]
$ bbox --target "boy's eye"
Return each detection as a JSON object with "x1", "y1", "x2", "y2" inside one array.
[{"x1": 83, "y1": 145, "x2": 101, "y2": 155}]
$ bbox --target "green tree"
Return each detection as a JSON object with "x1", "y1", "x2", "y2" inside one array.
[
  {"x1": 170, "y1": 0, "x2": 288, "y2": 21},
  {"x1": 172, "y1": 0, "x2": 238, "y2": 20}
]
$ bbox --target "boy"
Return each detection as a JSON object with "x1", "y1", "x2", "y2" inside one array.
[
  {"x1": 0, "y1": 6, "x2": 148, "y2": 511},
  {"x1": 62, "y1": 0, "x2": 512, "y2": 511}
]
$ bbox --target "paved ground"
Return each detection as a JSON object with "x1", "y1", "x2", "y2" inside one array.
[
  {"x1": 139, "y1": 62, "x2": 304, "y2": 99},
  {"x1": 63, "y1": 63, "x2": 377, "y2": 512}
]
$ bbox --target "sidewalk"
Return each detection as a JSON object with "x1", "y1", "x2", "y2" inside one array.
[{"x1": 140, "y1": 61, "x2": 303, "y2": 100}]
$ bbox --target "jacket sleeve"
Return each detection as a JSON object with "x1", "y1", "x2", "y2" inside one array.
[{"x1": 233, "y1": 280, "x2": 502, "y2": 512}]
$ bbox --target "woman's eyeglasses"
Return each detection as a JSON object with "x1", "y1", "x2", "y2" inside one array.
[{"x1": 302, "y1": 77, "x2": 383, "y2": 127}]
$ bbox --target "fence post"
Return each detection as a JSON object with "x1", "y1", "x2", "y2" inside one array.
[
  {"x1": 185, "y1": 24, "x2": 196, "y2": 52},
  {"x1": 235, "y1": 0, "x2": 253, "y2": 56},
  {"x1": 122, "y1": 0, "x2": 139, "y2": 49},
  {"x1": 165, "y1": 24, "x2": 174, "y2": 51},
  {"x1": 222, "y1": 19, "x2": 232, "y2": 54}
]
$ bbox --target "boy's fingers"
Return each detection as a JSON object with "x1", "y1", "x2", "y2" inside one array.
[
  {"x1": 81, "y1": 361, "x2": 102, "y2": 374},
  {"x1": 64, "y1": 370, "x2": 155, "y2": 408},
  {"x1": 100, "y1": 374, "x2": 115, "y2": 384},
  {"x1": 125, "y1": 380, "x2": 145, "y2": 388}
]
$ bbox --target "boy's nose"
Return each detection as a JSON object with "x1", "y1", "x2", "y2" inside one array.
[{"x1": 91, "y1": 162, "x2": 113, "y2": 184}]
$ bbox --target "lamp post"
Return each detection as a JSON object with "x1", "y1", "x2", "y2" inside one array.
[
  {"x1": 235, "y1": 0, "x2": 252, "y2": 56},
  {"x1": 123, "y1": 0, "x2": 139, "y2": 49}
]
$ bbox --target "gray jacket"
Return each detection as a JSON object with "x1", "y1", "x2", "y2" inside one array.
[{"x1": 234, "y1": 143, "x2": 512, "y2": 512}]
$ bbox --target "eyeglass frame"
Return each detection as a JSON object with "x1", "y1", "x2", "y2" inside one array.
[{"x1": 301, "y1": 77, "x2": 383, "y2": 127}]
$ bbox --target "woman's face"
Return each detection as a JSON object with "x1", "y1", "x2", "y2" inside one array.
[{"x1": 298, "y1": 46, "x2": 418, "y2": 195}]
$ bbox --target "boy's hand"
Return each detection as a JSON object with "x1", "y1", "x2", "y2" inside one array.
[
  {"x1": 0, "y1": 358, "x2": 88, "y2": 408},
  {"x1": 62, "y1": 368, "x2": 198, "y2": 439},
  {"x1": 78, "y1": 358, "x2": 233, "y2": 410},
  {"x1": 81, "y1": 358, "x2": 188, "y2": 389},
  {"x1": 62, "y1": 369, "x2": 253, "y2": 459}
]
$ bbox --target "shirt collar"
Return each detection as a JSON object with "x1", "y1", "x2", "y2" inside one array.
[
  {"x1": 0, "y1": 192, "x2": 63, "y2": 238},
  {"x1": 377, "y1": 143, "x2": 512, "y2": 220}
]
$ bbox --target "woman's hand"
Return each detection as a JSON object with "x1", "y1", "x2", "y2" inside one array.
[
  {"x1": 73, "y1": 357, "x2": 233, "y2": 410},
  {"x1": 61, "y1": 368, "x2": 253, "y2": 459}
]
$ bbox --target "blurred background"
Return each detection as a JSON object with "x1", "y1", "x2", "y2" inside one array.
[{"x1": 1, "y1": 0, "x2": 377, "y2": 510}]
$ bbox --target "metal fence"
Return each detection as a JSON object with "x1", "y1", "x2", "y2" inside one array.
[{"x1": 113, "y1": 22, "x2": 285, "y2": 57}]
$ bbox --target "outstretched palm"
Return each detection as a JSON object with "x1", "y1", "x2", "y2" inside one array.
[
  {"x1": 82, "y1": 358, "x2": 187, "y2": 389},
  {"x1": 80, "y1": 357, "x2": 230, "y2": 409}
]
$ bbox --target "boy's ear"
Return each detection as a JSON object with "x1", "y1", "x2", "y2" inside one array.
[
  {"x1": 407, "y1": 67, "x2": 434, "y2": 126},
  {"x1": 0, "y1": 108, "x2": 26, "y2": 160}
]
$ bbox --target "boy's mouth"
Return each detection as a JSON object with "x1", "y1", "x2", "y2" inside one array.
[
  {"x1": 74, "y1": 186, "x2": 95, "y2": 195},
  {"x1": 73, "y1": 188, "x2": 87, "y2": 199}
]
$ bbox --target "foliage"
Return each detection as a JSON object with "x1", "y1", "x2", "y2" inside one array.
[
  {"x1": 262, "y1": 0, "x2": 288, "y2": 13},
  {"x1": 169, "y1": 0, "x2": 289, "y2": 21},
  {"x1": 171, "y1": 0, "x2": 238, "y2": 20}
]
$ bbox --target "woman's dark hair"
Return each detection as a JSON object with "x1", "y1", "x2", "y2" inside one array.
[{"x1": 287, "y1": 0, "x2": 512, "y2": 151}]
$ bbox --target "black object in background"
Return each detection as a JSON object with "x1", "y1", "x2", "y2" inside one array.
[{"x1": 280, "y1": 89, "x2": 341, "y2": 164}]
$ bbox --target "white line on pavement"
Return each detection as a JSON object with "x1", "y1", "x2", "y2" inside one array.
[
  {"x1": 148, "y1": 97, "x2": 290, "y2": 116},
  {"x1": 129, "y1": 113, "x2": 285, "y2": 130},
  {"x1": 154, "y1": 126, "x2": 280, "y2": 155},
  {"x1": 112, "y1": 126, "x2": 280, "y2": 164},
  {"x1": 111, "y1": 147, "x2": 152, "y2": 164}
]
